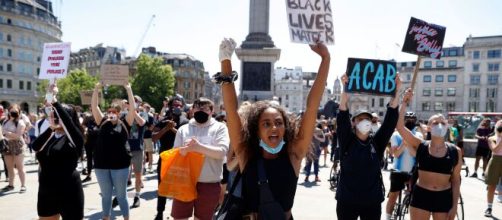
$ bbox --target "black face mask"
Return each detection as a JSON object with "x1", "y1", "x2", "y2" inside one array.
[
  {"x1": 497, "y1": 126, "x2": 502, "y2": 133},
  {"x1": 405, "y1": 121, "x2": 416, "y2": 130},
  {"x1": 194, "y1": 111, "x2": 209, "y2": 124},
  {"x1": 9, "y1": 111, "x2": 19, "y2": 118},
  {"x1": 172, "y1": 107, "x2": 182, "y2": 116}
]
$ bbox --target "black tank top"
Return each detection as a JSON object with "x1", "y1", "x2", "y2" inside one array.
[
  {"x1": 242, "y1": 153, "x2": 298, "y2": 212},
  {"x1": 416, "y1": 142, "x2": 458, "y2": 175}
]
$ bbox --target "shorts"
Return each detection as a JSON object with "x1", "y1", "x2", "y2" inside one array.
[
  {"x1": 144, "y1": 138, "x2": 154, "y2": 153},
  {"x1": 171, "y1": 182, "x2": 221, "y2": 219},
  {"x1": 410, "y1": 185, "x2": 452, "y2": 213},
  {"x1": 131, "y1": 150, "x2": 144, "y2": 173},
  {"x1": 38, "y1": 172, "x2": 84, "y2": 219},
  {"x1": 389, "y1": 171, "x2": 411, "y2": 192},
  {"x1": 476, "y1": 146, "x2": 491, "y2": 158},
  {"x1": 485, "y1": 155, "x2": 502, "y2": 185}
]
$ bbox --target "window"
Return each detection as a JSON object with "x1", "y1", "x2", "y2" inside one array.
[
  {"x1": 401, "y1": 63, "x2": 407, "y2": 67},
  {"x1": 469, "y1": 101, "x2": 479, "y2": 112},
  {"x1": 379, "y1": 98, "x2": 384, "y2": 107},
  {"x1": 487, "y1": 100, "x2": 496, "y2": 112},
  {"x1": 423, "y1": 75, "x2": 432, "y2": 82},
  {"x1": 0, "y1": 79, "x2": 2, "y2": 88},
  {"x1": 472, "y1": 63, "x2": 480, "y2": 72},
  {"x1": 7, "y1": 34, "x2": 11, "y2": 42},
  {"x1": 7, "y1": 79, "x2": 12, "y2": 89},
  {"x1": 7, "y1": 49, "x2": 12, "y2": 57},
  {"x1": 285, "y1": 94, "x2": 289, "y2": 100},
  {"x1": 19, "y1": 81, "x2": 23, "y2": 90},
  {"x1": 446, "y1": 102, "x2": 456, "y2": 111},
  {"x1": 448, "y1": 60, "x2": 457, "y2": 68},
  {"x1": 7, "y1": 64, "x2": 12, "y2": 72},
  {"x1": 473, "y1": 51, "x2": 480, "y2": 59},
  {"x1": 488, "y1": 63, "x2": 500, "y2": 72},
  {"x1": 406, "y1": 74, "x2": 411, "y2": 81},
  {"x1": 448, "y1": 75, "x2": 457, "y2": 82},
  {"x1": 488, "y1": 75, "x2": 499, "y2": 85},
  {"x1": 436, "y1": 61, "x2": 444, "y2": 68},
  {"x1": 27, "y1": 81, "x2": 31, "y2": 90},
  {"x1": 424, "y1": 61, "x2": 432, "y2": 68},
  {"x1": 434, "y1": 102, "x2": 443, "y2": 111},
  {"x1": 371, "y1": 98, "x2": 375, "y2": 107},
  {"x1": 447, "y1": 88, "x2": 456, "y2": 96},
  {"x1": 422, "y1": 102, "x2": 431, "y2": 111},
  {"x1": 449, "y1": 50, "x2": 458, "y2": 56},
  {"x1": 0, "y1": 65, "x2": 2, "y2": 71},
  {"x1": 435, "y1": 88, "x2": 443, "y2": 96},
  {"x1": 423, "y1": 88, "x2": 431, "y2": 96},
  {"x1": 487, "y1": 50, "x2": 501, "y2": 58},
  {"x1": 469, "y1": 88, "x2": 480, "y2": 98},
  {"x1": 470, "y1": 75, "x2": 480, "y2": 85},
  {"x1": 435, "y1": 75, "x2": 444, "y2": 82},
  {"x1": 487, "y1": 88, "x2": 497, "y2": 98}
]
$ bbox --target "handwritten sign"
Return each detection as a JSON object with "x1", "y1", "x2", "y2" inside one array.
[
  {"x1": 286, "y1": 0, "x2": 334, "y2": 45},
  {"x1": 345, "y1": 58, "x2": 397, "y2": 96},
  {"x1": 100, "y1": 64, "x2": 129, "y2": 86},
  {"x1": 402, "y1": 17, "x2": 446, "y2": 59},
  {"x1": 39, "y1": 42, "x2": 71, "y2": 79},
  {"x1": 80, "y1": 90, "x2": 101, "y2": 105}
]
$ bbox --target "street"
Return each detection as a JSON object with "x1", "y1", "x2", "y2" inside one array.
[{"x1": 0, "y1": 153, "x2": 500, "y2": 220}]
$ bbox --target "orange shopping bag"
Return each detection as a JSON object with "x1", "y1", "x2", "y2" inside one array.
[{"x1": 158, "y1": 148, "x2": 205, "y2": 202}]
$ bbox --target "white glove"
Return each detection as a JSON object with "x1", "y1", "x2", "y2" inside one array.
[{"x1": 219, "y1": 38, "x2": 236, "y2": 62}]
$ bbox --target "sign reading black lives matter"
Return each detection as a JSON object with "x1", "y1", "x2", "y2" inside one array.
[
  {"x1": 345, "y1": 58, "x2": 397, "y2": 96},
  {"x1": 286, "y1": 0, "x2": 334, "y2": 45},
  {"x1": 402, "y1": 17, "x2": 446, "y2": 59}
]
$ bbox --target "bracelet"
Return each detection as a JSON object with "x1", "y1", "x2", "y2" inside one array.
[{"x1": 212, "y1": 71, "x2": 238, "y2": 85}]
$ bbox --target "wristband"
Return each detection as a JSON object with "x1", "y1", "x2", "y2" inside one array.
[{"x1": 212, "y1": 71, "x2": 238, "y2": 85}]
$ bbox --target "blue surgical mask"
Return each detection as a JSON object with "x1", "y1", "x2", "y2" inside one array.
[{"x1": 259, "y1": 139, "x2": 285, "y2": 154}]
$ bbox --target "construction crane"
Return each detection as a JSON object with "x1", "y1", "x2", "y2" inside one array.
[{"x1": 134, "y1": 14, "x2": 156, "y2": 57}]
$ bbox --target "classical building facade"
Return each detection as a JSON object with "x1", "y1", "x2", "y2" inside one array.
[
  {"x1": 69, "y1": 45, "x2": 126, "y2": 76},
  {"x1": 0, "y1": 0, "x2": 61, "y2": 113}
]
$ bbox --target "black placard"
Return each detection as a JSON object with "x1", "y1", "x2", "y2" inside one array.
[
  {"x1": 402, "y1": 17, "x2": 446, "y2": 59},
  {"x1": 345, "y1": 58, "x2": 397, "y2": 96}
]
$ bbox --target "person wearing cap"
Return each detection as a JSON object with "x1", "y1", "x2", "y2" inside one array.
[{"x1": 335, "y1": 74, "x2": 401, "y2": 219}]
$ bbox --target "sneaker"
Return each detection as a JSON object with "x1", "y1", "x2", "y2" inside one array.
[
  {"x1": 154, "y1": 212, "x2": 163, "y2": 220},
  {"x1": 315, "y1": 177, "x2": 321, "y2": 182},
  {"x1": 131, "y1": 196, "x2": 140, "y2": 208},
  {"x1": 81, "y1": 168, "x2": 88, "y2": 175},
  {"x1": 19, "y1": 186, "x2": 26, "y2": 193},
  {"x1": 484, "y1": 208, "x2": 492, "y2": 217},
  {"x1": 112, "y1": 197, "x2": 119, "y2": 209},
  {"x1": 127, "y1": 180, "x2": 132, "y2": 186},
  {"x1": 82, "y1": 176, "x2": 92, "y2": 183},
  {"x1": 304, "y1": 176, "x2": 309, "y2": 182},
  {"x1": 470, "y1": 173, "x2": 477, "y2": 178},
  {"x1": 1, "y1": 185, "x2": 14, "y2": 192}
]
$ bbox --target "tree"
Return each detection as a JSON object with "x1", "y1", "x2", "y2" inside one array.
[
  {"x1": 132, "y1": 54, "x2": 175, "y2": 111},
  {"x1": 56, "y1": 69, "x2": 98, "y2": 105}
]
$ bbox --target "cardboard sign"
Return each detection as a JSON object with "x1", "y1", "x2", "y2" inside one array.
[
  {"x1": 100, "y1": 64, "x2": 129, "y2": 85},
  {"x1": 402, "y1": 17, "x2": 446, "y2": 59},
  {"x1": 286, "y1": 0, "x2": 334, "y2": 45},
  {"x1": 39, "y1": 42, "x2": 71, "y2": 79},
  {"x1": 80, "y1": 90, "x2": 101, "y2": 105},
  {"x1": 345, "y1": 58, "x2": 397, "y2": 96}
]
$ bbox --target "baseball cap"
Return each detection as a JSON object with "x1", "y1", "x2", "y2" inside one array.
[
  {"x1": 134, "y1": 95, "x2": 142, "y2": 103},
  {"x1": 352, "y1": 109, "x2": 373, "y2": 121}
]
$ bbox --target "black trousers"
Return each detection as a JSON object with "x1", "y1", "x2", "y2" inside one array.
[
  {"x1": 156, "y1": 157, "x2": 168, "y2": 212},
  {"x1": 336, "y1": 202, "x2": 381, "y2": 220},
  {"x1": 84, "y1": 144, "x2": 94, "y2": 174}
]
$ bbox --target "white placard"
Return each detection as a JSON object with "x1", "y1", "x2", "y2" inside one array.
[
  {"x1": 39, "y1": 42, "x2": 71, "y2": 79},
  {"x1": 286, "y1": 0, "x2": 334, "y2": 45}
]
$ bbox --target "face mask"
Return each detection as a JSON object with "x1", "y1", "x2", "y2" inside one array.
[
  {"x1": 108, "y1": 113, "x2": 118, "y2": 121},
  {"x1": 431, "y1": 124, "x2": 447, "y2": 137},
  {"x1": 172, "y1": 107, "x2": 182, "y2": 116},
  {"x1": 134, "y1": 102, "x2": 140, "y2": 109},
  {"x1": 45, "y1": 107, "x2": 52, "y2": 116},
  {"x1": 193, "y1": 111, "x2": 209, "y2": 124},
  {"x1": 356, "y1": 119, "x2": 372, "y2": 134},
  {"x1": 497, "y1": 126, "x2": 502, "y2": 133},
  {"x1": 259, "y1": 139, "x2": 285, "y2": 154},
  {"x1": 405, "y1": 121, "x2": 416, "y2": 130},
  {"x1": 10, "y1": 111, "x2": 19, "y2": 118}
]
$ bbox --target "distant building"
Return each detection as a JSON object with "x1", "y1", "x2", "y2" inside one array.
[
  {"x1": 142, "y1": 47, "x2": 206, "y2": 103},
  {"x1": 69, "y1": 45, "x2": 126, "y2": 76},
  {"x1": 0, "y1": 0, "x2": 62, "y2": 113}
]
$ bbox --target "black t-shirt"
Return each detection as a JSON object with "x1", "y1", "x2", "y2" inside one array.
[
  {"x1": 84, "y1": 117, "x2": 99, "y2": 148},
  {"x1": 94, "y1": 118, "x2": 131, "y2": 169},
  {"x1": 155, "y1": 116, "x2": 188, "y2": 153},
  {"x1": 143, "y1": 114, "x2": 154, "y2": 139}
]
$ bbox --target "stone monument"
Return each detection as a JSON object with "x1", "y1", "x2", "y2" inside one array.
[{"x1": 236, "y1": 0, "x2": 281, "y2": 101}]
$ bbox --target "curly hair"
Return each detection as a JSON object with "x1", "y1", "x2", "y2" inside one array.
[{"x1": 241, "y1": 101, "x2": 297, "y2": 161}]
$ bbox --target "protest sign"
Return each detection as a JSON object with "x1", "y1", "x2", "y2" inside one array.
[
  {"x1": 402, "y1": 17, "x2": 446, "y2": 59},
  {"x1": 100, "y1": 64, "x2": 129, "y2": 86},
  {"x1": 80, "y1": 90, "x2": 101, "y2": 105},
  {"x1": 286, "y1": 0, "x2": 334, "y2": 45},
  {"x1": 39, "y1": 42, "x2": 71, "y2": 79},
  {"x1": 345, "y1": 58, "x2": 397, "y2": 96}
]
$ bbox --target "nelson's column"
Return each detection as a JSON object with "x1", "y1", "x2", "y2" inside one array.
[{"x1": 236, "y1": 0, "x2": 281, "y2": 101}]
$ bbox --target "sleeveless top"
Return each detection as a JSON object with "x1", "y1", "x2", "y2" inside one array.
[
  {"x1": 242, "y1": 152, "x2": 298, "y2": 212},
  {"x1": 416, "y1": 142, "x2": 458, "y2": 175}
]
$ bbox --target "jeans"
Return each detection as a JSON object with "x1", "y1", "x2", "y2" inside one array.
[
  {"x1": 95, "y1": 168, "x2": 130, "y2": 218},
  {"x1": 304, "y1": 159, "x2": 319, "y2": 177}
]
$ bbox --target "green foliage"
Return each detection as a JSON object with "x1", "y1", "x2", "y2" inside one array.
[
  {"x1": 132, "y1": 54, "x2": 175, "y2": 111},
  {"x1": 56, "y1": 69, "x2": 98, "y2": 105}
]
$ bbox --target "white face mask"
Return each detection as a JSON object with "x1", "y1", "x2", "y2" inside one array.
[
  {"x1": 431, "y1": 124, "x2": 448, "y2": 137},
  {"x1": 356, "y1": 119, "x2": 372, "y2": 134}
]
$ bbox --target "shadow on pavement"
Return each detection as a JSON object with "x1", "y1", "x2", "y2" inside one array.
[
  {"x1": 85, "y1": 210, "x2": 125, "y2": 220},
  {"x1": 298, "y1": 181, "x2": 320, "y2": 188},
  {"x1": 140, "y1": 189, "x2": 158, "y2": 201}
]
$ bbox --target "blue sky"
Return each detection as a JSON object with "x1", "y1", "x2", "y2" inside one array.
[{"x1": 55, "y1": 0, "x2": 502, "y2": 89}]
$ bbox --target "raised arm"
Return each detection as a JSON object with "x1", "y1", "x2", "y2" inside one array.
[
  {"x1": 218, "y1": 38, "x2": 245, "y2": 167},
  {"x1": 292, "y1": 42, "x2": 331, "y2": 158},
  {"x1": 124, "y1": 83, "x2": 136, "y2": 126},
  {"x1": 336, "y1": 75, "x2": 353, "y2": 152},
  {"x1": 91, "y1": 83, "x2": 104, "y2": 125},
  {"x1": 373, "y1": 75, "x2": 401, "y2": 150},
  {"x1": 396, "y1": 88, "x2": 421, "y2": 150}
]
